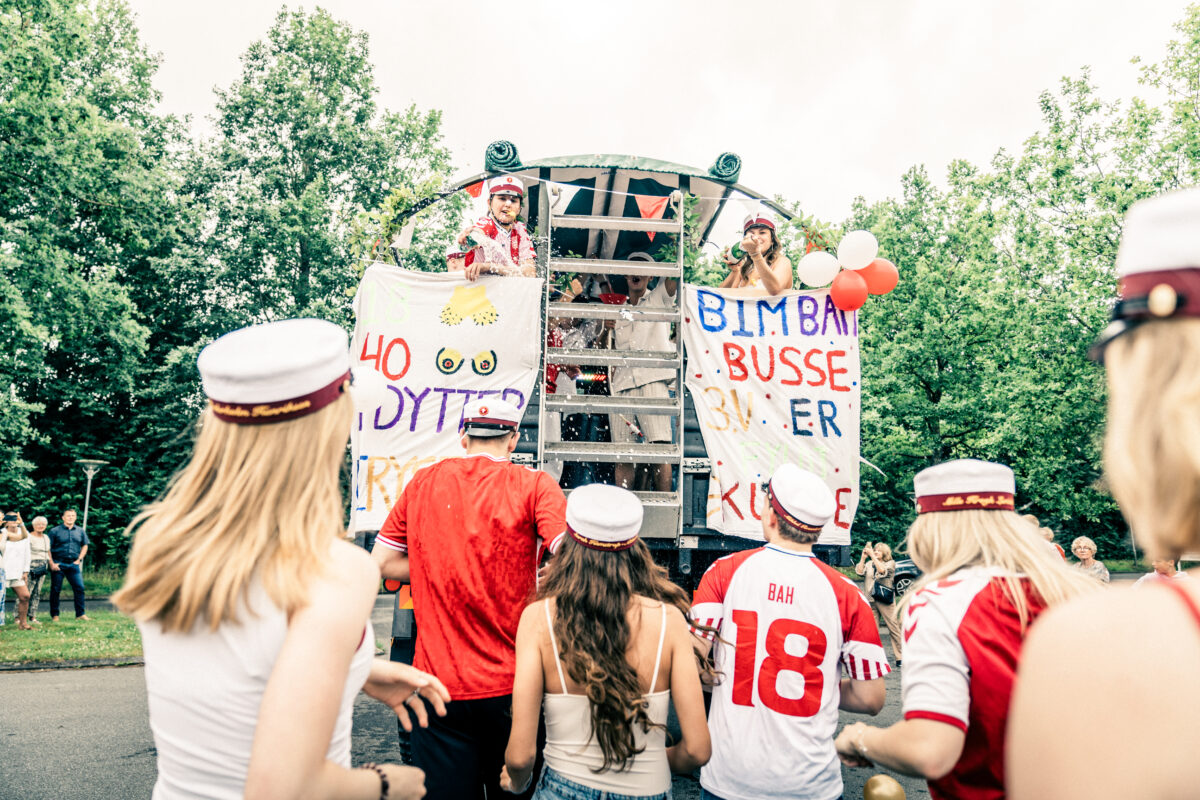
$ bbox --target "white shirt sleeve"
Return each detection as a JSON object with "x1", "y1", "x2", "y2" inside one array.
[{"x1": 900, "y1": 596, "x2": 970, "y2": 731}]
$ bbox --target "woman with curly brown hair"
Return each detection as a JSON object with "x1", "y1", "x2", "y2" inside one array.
[{"x1": 501, "y1": 484, "x2": 711, "y2": 799}]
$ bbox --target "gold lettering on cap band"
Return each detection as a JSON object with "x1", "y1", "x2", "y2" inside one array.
[
  {"x1": 567, "y1": 525, "x2": 638, "y2": 552},
  {"x1": 209, "y1": 371, "x2": 350, "y2": 426},
  {"x1": 916, "y1": 492, "x2": 1015, "y2": 514}
]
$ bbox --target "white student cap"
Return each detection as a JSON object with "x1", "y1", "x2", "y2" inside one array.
[
  {"x1": 566, "y1": 484, "x2": 643, "y2": 551},
  {"x1": 743, "y1": 212, "x2": 777, "y2": 233},
  {"x1": 627, "y1": 251, "x2": 654, "y2": 262},
  {"x1": 488, "y1": 175, "x2": 525, "y2": 198},
  {"x1": 198, "y1": 319, "x2": 351, "y2": 426},
  {"x1": 765, "y1": 464, "x2": 836, "y2": 533},
  {"x1": 1091, "y1": 188, "x2": 1200, "y2": 359},
  {"x1": 461, "y1": 397, "x2": 522, "y2": 437},
  {"x1": 914, "y1": 459, "x2": 1016, "y2": 514}
]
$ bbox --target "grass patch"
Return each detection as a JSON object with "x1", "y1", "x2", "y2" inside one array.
[{"x1": 0, "y1": 610, "x2": 141, "y2": 665}]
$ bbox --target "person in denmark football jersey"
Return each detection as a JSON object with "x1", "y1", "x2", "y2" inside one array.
[
  {"x1": 371, "y1": 398, "x2": 567, "y2": 800},
  {"x1": 456, "y1": 176, "x2": 536, "y2": 280},
  {"x1": 834, "y1": 459, "x2": 1095, "y2": 800},
  {"x1": 691, "y1": 464, "x2": 888, "y2": 800},
  {"x1": 1008, "y1": 189, "x2": 1200, "y2": 799}
]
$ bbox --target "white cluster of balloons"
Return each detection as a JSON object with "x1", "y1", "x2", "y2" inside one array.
[{"x1": 796, "y1": 230, "x2": 879, "y2": 287}]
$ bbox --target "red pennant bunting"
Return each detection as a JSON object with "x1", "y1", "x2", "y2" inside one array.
[
  {"x1": 465, "y1": 181, "x2": 483, "y2": 198},
  {"x1": 635, "y1": 194, "x2": 669, "y2": 242}
]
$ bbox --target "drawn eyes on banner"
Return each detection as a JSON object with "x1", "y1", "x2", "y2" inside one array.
[
  {"x1": 436, "y1": 347, "x2": 464, "y2": 374},
  {"x1": 472, "y1": 350, "x2": 498, "y2": 376}
]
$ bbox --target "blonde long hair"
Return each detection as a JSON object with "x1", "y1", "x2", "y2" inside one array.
[
  {"x1": 902, "y1": 509, "x2": 1097, "y2": 629},
  {"x1": 1103, "y1": 319, "x2": 1200, "y2": 559},
  {"x1": 113, "y1": 394, "x2": 352, "y2": 632}
]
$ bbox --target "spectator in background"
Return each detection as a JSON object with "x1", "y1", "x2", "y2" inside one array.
[
  {"x1": 1022, "y1": 513, "x2": 1066, "y2": 559},
  {"x1": 856, "y1": 541, "x2": 903, "y2": 666},
  {"x1": 48, "y1": 508, "x2": 89, "y2": 621},
  {"x1": 1133, "y1": 558, "x2": 1189, "y2": 587},
  {"x1": 1071, "y1": 536, "x2": 1110, "y2": 584},
  {"x1": 3, "y1": 513, "x2": 33, "y2": 629}
]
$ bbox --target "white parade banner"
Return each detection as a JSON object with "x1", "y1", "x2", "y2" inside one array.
[
  {"x1": 349, "y1": 264, "x2": 543, "y2": 532},
  {"x1": 682, "y1": 286, "x2": 861, "y2": 544}
]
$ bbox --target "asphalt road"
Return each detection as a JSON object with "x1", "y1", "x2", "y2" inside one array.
[{"x1": 1, "y1": 595, "x2": 927, "y2": 800}]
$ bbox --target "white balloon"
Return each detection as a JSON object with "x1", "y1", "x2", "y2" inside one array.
[
  {"x1": 796, "y1": 250, "x2": 841, "y2": 287},
  {"x1": 838, "y1": 230, "x2": 879, "y2": 270}
]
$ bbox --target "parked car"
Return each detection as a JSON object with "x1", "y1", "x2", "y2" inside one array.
[{"x1": 893, "y1": 558, "x2": 922, "y2": 596}]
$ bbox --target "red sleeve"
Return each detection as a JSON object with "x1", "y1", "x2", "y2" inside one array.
[
  {"x1": 375, "y1": 484, "x2": 409, "y2": 553},
  {"x1": 689, "y1": 548, "x2": 758, "y2": 640},
  {"x1": 531, "y1": 471, "x2": 567, "y2": 553},
  {"x1": 815, "y1": 560, "x2": 891, "y2": 680}
]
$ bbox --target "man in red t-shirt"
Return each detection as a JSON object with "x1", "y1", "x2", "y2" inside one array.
[{"x1": 372, "y1": 397, "x2": 566, "y2": 800}]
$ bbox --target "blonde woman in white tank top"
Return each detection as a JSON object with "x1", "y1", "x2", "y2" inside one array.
[
  {"x1": 501, "y1": 485, "x2": 711, "y2": 799},
  {"x1": 113, "y1": 320, "x2": 450, "y2": 800}
]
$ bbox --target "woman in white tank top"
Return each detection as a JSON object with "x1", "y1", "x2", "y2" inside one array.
[
  {"x1": 501, "y1": 484, "x2": 712, "y2": 799},
  {"x1": 113, "y1": 320, "x2": 449, "y2": 800}
]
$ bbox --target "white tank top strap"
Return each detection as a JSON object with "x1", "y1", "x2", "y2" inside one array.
[
  {"x1": 649, "y1": 603, "x2": 668, "y2": 693},
  {"x1": 544, "y1": 600, "x2": 569, "y2": 695}
]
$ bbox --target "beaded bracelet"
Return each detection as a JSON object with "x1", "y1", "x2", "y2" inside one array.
[{"x1": 361, "y1": 762, "x2": 389, "y2": 800}]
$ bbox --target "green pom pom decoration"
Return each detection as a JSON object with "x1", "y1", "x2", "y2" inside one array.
[
  {"x1": 708, "y1": 152, "x2": 742, "y2": 183},
  {"x1": 485, "y1": 141, "x2": 522, "y2": 172}
]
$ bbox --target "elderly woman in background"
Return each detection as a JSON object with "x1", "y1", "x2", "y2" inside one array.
[
  {"x1": 26, "y1": 516, "x2": 51, "y2": 623},
  {"x1": 1070, "y1": 536, "x2": 1110, "y2": 583},
  {"x1": 1008, "y1": 189, "x2": 1200, "y2": 798},
  {"x1": 855, "y1": 541, "x2": 902, "y2": 666}
]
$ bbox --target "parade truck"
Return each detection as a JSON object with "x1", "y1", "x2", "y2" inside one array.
[{"x1": 351, "y1": 146, "x2": 865, "y2": 601}]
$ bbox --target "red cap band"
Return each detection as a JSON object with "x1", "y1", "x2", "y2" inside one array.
[
  {"x1": 567, "y1": 525, "x2": 638, "y2": 552},
  {"x1": 209, "y1": 370, "x2": 350, "y2": 425},
  {"x1": 1117, "y1": 268, "x2": 1200, "y2": 319},
  {"x1": 744, "y1": 217, "x2": 776, "y2": 233},
  {"x1": 916, "y1": 492, "x2": 1015, "y2": 514}
]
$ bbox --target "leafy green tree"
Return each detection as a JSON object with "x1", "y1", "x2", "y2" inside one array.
[
  {"x1": 193, "y1": 6, "x2": 455, "y2": 330},
  {"x1": 0, "y1": 0, "x2": 192, "y2": 561}
]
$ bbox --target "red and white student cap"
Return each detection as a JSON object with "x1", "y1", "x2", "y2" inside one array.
[
  {"x1": 566, "y1": 484, "x2": 643, "y2": 551},
  {"x1": 743, "y1": 212, "x2": 777, "y2": 233},
  {"x1": 1091, "y1": 188, "x2": 1200, "y2": 359},
  {"x1": 461, "y1": 397, "x2": 522, "y2": 437},
  {"x1": 764, "y1": 464, "x2": 836, "y2": 533},
  {"x1": 488, "y1": 176, "x2": 525, "y2": 198},
  {"x1": 914, "y1": 459, "x2": 1016, "y2": 514},
  {"x1": 198, "y1": 319, "x2": 351, "y2": 425}
]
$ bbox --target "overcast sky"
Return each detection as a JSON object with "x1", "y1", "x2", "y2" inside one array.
[{"x1": 127, "y1": 0, "x2": 1188, "y2": 224}]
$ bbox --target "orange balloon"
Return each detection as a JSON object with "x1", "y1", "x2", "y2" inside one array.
[
  {"x1": 860, "y1": 258, "x2": 899, "y2": 295},
  {"x1": 831, "y1": 269, "x2": 868, "y2": 311}
]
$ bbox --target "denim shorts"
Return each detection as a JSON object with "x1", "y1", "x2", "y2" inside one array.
[{"x1": 533, "y1": 765, "x2": 670, "y2": 800}]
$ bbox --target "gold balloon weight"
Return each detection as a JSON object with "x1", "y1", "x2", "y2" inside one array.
[{"x1": 863, "y1": 774, "x2": 906, "y2": 800}]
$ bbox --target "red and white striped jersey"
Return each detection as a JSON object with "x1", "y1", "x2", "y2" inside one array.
[
  {"x1": 901, "y1": 566, "x2": 1047, "y2": 800},
  {"x1": 691, "y1": 545, "x2": 889, "y2": 800}
]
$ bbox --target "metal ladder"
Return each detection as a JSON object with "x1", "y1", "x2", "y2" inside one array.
[{"x1": 535, "y1": 192, "x2": 686, "y2": 539}]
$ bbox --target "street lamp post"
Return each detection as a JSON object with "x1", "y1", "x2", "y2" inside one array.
[{"x1": 75, "y1": 459, "x2": 108, "y2": 534}]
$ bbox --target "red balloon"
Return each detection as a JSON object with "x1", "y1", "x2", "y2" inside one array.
[
  {"x1": 860, "y1": 258, "x2": 899, "y2": 295},
  {"x1": 830, "y1": 270, "x2": 868, "y2": 311}
]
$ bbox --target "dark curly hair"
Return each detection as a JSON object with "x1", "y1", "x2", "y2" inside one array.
[{"x1": 537, "y1": 537, "x2": 715, "y2": 772}]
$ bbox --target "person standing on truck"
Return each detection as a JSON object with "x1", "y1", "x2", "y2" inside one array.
[
  {"x1": 690, "y1": 463, "x2": 888, "y2": 800},
  {"x1": 456, "y1": 176, "x2": 536, "y2": 280},
  {"x1": 719, "y1": 212, "x2": 793, "y2": 296},
  {"x1": 608, "y1": 252, "x2": 678, "y2": 493},
  {"x1": 371, "y1": 397, "x2": 567, "y2": 800}
]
